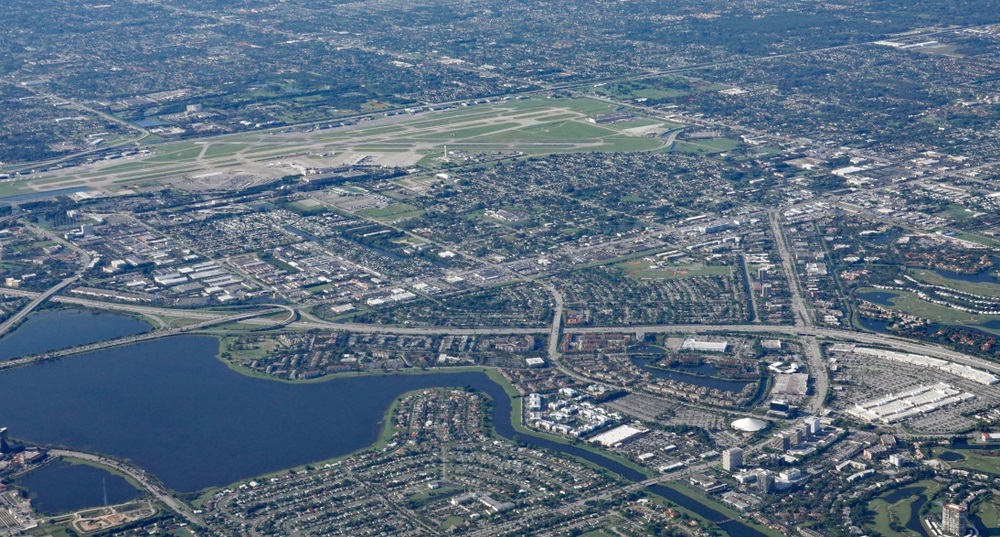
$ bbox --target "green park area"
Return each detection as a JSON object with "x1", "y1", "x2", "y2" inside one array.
[
  {"x1": 929, "y1": 446, "x2": 1000, "y2": 475},
  {"x1": 866, "y1": 480, "x2": 941, "y2": 537},
  {"x1": 909, "y1": 269, "x2": 1000, "y2": 299},
  {"x1": 855, "y1": 287, "x2": 1000, "y2": 333},
  {"x1": 357, "y1": 203, "x2": 425, "y2": 222},
  {"x1": 621, "y1": 259, "x2": 732, "y2": 280},
  {"x1": 0, "y1": 181, "x2": 31, "y2": 198},
  {"x1": 973, "y1": 498, "x2": 1000, "y2": 529},
  {"x1": 672, "y1": 138, "x2": 742, "y2": 155}
]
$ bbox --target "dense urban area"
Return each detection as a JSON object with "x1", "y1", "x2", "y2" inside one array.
[{"x1": 2, "y1": 0, "x2": 1000, "y2": 536}]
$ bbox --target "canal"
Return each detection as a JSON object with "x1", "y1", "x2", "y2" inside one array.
[{"x1": 0, "y1": 318, "x2": 767, "y2": 535}]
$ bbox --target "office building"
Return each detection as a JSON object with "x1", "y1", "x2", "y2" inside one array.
[{"x1": 722, "y1": 448, "x2": 743, "y2": 471}]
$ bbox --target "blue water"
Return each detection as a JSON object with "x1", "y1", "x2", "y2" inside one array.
[
  {"x1": 632, "y1": 357, "x2": 754, "y2": 393},
  {"x1": 949, "y1": 439, "x2": 1000, "y2": 451},
  {"x1": 936, "y1": 451, "x2": 964, "y2": 462},
  {"x1": 857, "y1": 316, "x2": 942, "y2": 337},
  {"x1": 0, "y1": 309, "x2": 151, "y2": 361},
  {"x1": 676, "y1": 362, "x2": 723, "y2": 376},
  {"x1": 935, "y1": 257, "x2": 1000, "y2": 283},
  {"x1": 858, "y1": 316, "x2": 892, "y2": 333},
  {"x1": 14, "y1": 460, "x2": 140, "y2": 515},
  {"x1": 882, "y1": 486, "x2": 922, "y2": 504},
  {"x1": 856, "y1": 291, "x2": 897, "y2": 306},
  {"x1": 628, "y1": 345, "x2": 666, "y2": 355},
  {"x1": 0, "y1": 334, "x2": 768, "y2": 536}
]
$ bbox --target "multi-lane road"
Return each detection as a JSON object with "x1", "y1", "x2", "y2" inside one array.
[
  {"x1": 4, "y1": 289, "x2": 996, "y2": 377},
  {"x1": 0, "y1": 275, "x2": 80, "y2": 338}
]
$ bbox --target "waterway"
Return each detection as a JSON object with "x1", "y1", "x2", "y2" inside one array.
[
  {"x1": 980, "y1": 320, "x2": 1000, "y2": 330},
  {"x1": 882, "y1": 486, "x2": 922, "y2": 504},
  {"x1": 857, "y1": 316, "x2": 892, "y2": 334},
  {"x1": 631, "y1": 356, "x2": 755, "y2": 393},
  {"x1": 0, "y1": 332, "x2": 768, "y2": 536},
  {"x1": 857, "y1": 314, "x2": 1000, "y2": 340},
  {"x1": 949, "y1": 438, "x2": 1000, "y2": 451},
  {"x1": 875, "y1": 485, "x2": 929, "y2": 537},
  {"x1": 13, "y1": 460, "x2": 141, "y2": 515},
  {"x1": 282, "y1": 224, "x2": 321, "y2": 242},
  {"x1": 856, "y1": 316, "x2": 941, "y2": 337},
  {"x1": 0, "y1": 308, "x2": 151, "y2": 361},
  {"x1": 935, "y1": 256, "x2": 1000, "y2": 283},
  {"x1": 906, "y1": 494, "x2": 930, "y2": 537}
]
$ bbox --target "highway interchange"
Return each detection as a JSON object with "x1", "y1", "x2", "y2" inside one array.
[{"x1": 1, "y1": 24, "x2": 998, "y2": 533}]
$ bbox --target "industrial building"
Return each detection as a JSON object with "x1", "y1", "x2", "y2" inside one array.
[
  {"x1": 680, "y1": 339, "x2": 729, "y2": 353},
  {"x1": 588, "y1": 424, "x2": 648, "y2": 447},
  {"x1": 847, "y1": 383, "x2": 975, "y2": 424},
  {"x1": 849, "y1": 347, "x2": 998, "y2": 385}
]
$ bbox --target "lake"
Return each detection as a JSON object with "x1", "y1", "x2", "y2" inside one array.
[
  {"x1": 935, "y1": 257, "x2": 1000, "y2": 284},
  {"x1": 0, "y1": 332, "x2": 769, "y2": 536},
  {"x1": 856, "y1": 291, "x2": 897, "y2": 307},
  {"x1": 13, "y1": 460, "x2": 140, "y2": 515},
  {"x1": 0, "y1": 336, "x2": 510, "y2": 492},
  {"x1": 936, "y1": 451, "x2": 964, "y2": 462},
  {"x1": 0, "y1": 308, "x2": 151, "y2": 361}
]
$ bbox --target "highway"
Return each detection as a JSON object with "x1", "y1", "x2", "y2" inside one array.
[
  {"x1": 0, "y1": 275, "x2": 80, "y2": 338},
  {"x1": 544, "y1": 283, "x2": 566, "y2": 362},
  {"x1": 802, "y1": 335, "x2": 828, "y2": 414},
  {"x1": 741, "y1": 253, "x2": 761, "y2": 323},
  {"x1": 769, "y1": 211, "x2": 810, "y2": 328},
  {"x1": 0, "y1": 307, "x2": 289, "y2": 370},
  {"x1": 0, "y1": 224, "x2": 93, "y2": 338},
  {"x1": 4, "y1": 284, "x2": 995, "y2": 378},
  {"x1": 47, "y1": 449, "x2": 206, "y2": 530},
  {"x1": 565, "y1": 323, "x2": 1000, "y2": 371}
]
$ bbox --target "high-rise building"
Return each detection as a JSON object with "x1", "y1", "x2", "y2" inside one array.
[
  {"x1": 942, "y1": 503, "x2": 967, "y2": 536},
  {"x1": 722, "y1": 448, "x2": 743, "y2": 471},
  {"x1": 770, "y1": 432, "x2": 790, "y2": 452},
  {"x1": 804, "y1": 416, "x2": 821, "y2": 436},
  {"x1": 0, "y1": 427, "x2": 8, "y2": 452},
  {"x1": 758, "y1": 471, "x2": 774, "y2": 493},
  {"x1": 791, "y1": 426, "x2": 805, "y2": 446}
]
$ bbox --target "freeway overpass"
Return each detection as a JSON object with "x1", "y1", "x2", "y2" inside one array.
[
  {"x1": 563, "y1": 323, "x2": 1000, "y2": 374},
  {"x1": 0, "y1": 275, "x2": 80, "y2": 338},
  {"x1": 4, "y1": 288, "x2": 995, "y2": 380},
  {"x1": 0, "y1": 307, "x2": 290, "y2": 371}
]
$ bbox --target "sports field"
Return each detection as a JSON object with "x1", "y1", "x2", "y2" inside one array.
[{"x1": 621, "y1": 259, "x2": 733, "y2": 280}]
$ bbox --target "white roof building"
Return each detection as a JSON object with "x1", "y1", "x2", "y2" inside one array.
[{"x1": 681, "y1": 339, "x2": 729, "y2": 353}]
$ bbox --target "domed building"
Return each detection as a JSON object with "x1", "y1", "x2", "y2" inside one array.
[{"x1": 731, "y1": 417, "x2": 767, "y2": 433}]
